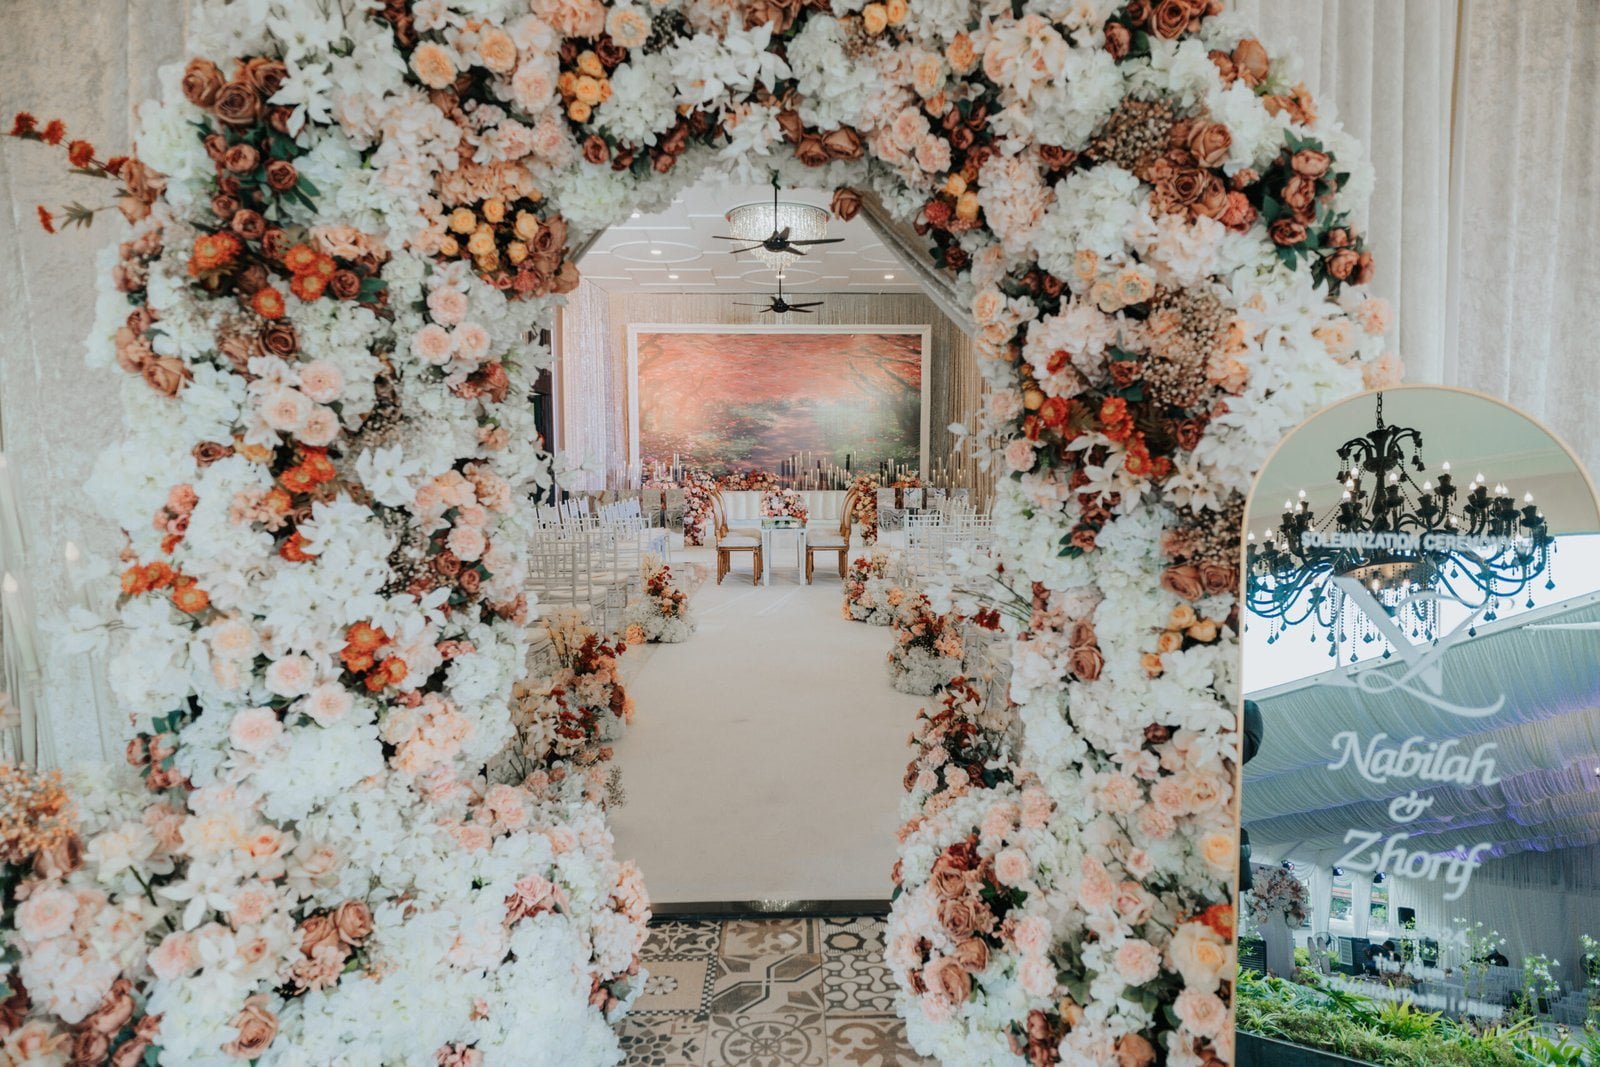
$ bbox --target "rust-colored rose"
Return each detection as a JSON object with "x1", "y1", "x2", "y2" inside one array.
[
  {"x1": 1070, "y1": 646, "x2": 1105, "y2": 681},
  {"x1": 258, "y1": 321, "x2": 298, "y2": 358},
  {"x1": 181, "y1": 59, "x2": 226, "y2": 108},
  {"x1": 1039, "y1": 144, "x2": 1076, "y2": 171},
  {"x1": 265, "y1": 160, "x2": 298, "y2": 193},
  {"x1": 1281, "y1": 174, "x2": 1318, "y2": 218},
  {"x1": 821, "y1": 127, "x2": 863, "y2": 161},
  {"x1": 926, "y1": 955, "x2": 972, "y2": 1002},
  {"x1": 944, "y1": 246, "x2": 969, "y2": 270},
  {"x1": 236, "y1": 264, "x2": 270, "y2": 297},
  {"x1": 125, "y1": 736, "x2": 149, "y2": 767},
  {"x1": 830, "y1": 187, "x2": 862, "y2": 221},
  {"x1": 1161, "y1": 564, "x2": 1205, "y2": 601},
  {"x1": 1291, "y1": 148, "x2": 1331, "y2": 178},
  {"x1": 31, "y1": 832, "x2": 82, "y2": 879},
  {"x1": 795, "y1": 136, "x2": 830, "y2": 167},
  {"x1": 532, "y1": 216, "x2": 567, "y2": 256},
  {"x1": 88, "y1": 980, "x2": 137, "y2": 1036},
  {"x1": 121, "y1": 159, "x2": 165, "y2": 204},
  {"x1": 953, "y1": 937, "x2": 989, "y2": 973},
  {"x1": 775, "y1": 109, "x2": 804, "y2": 143},
  {"x1": 459, "y1": 568, "x2": 482, "y2": 595},
  {"x1": 1069, "y1": 619, "x2": 1097, "y2": 649},
  {"x1": 1125, "y1": 0, "x2": 1152, "y2": 25},
  {"x1": 1116, "y1": 1033, "x2": 1159, "y2": 1067},
  {"x1": 222, "y1": 143, "x2": 260, "y2": 174},
  {"x1": 1233, "y1": 38, "x2": 1270, "y2": 87},
  {"x1": 434, "y1": 550, "x2": 464, "y2": 578},
  {"x1": 334, "y1": 900, "x2": 374, "y2": 945},
  {"x1": 1174, "y1": 418, "x2": 1206, "y2": 451},
  {"x1": 329, "y1": 270, "x2": 362, "y2": 300},
  {"x1": 939, "y1": 897, "x2": 980, "y2": 938},
  {"x1": 1070, "y1": 527, "x2": 1097, "y2": 552},
  {"x1": 1354, "y1": 250, "x2": 1375, "y2": 285},
  {"x1": 1186, "y1": 121, "x2": 1232, "y2": 168},
  {"x1": 1268, "y1": 218, "x2": 1307, "y2": 246},
  {"x1": 212, "y1": 81, "x2": 263, "y2": 127},
  {"x1": 193, "y1": 441, "x2": 234, "y2": 466},
  {"x1": 111, "y1": 1039, "x2": 151, "y2": 1067},
  {"x1": 582, "y1": 135, "x2": 610, "y2": 165},
  {"x1": 594, "y1": 36, "x2": 626, "y2": 69},
  {"x1": 1326, "y1": 247, "x2": 1360, "y2": 281},
  {"x1": 142, "y1": 357, "x2": 190, "y2": 398},
  {"x1": 71, "y1": 1028, "x2": 110, "y2": 1067},
  {"x1": 241, "y1": 58, "x2": 288, "y2": 97},
  {"x1": 266, "y1": 106, "x2": 295, "y2": 136},
  {"x1": 299, "y1": 913, "x2": 341, "y2": 957},
  {"x1": 1193, "y1": 174, "x2": 1229, "y2": 219},
  {"x1": 1150, "y1": 0, "x2": 1192, "y2": 38},
  {"x1": 230, "y1": 209, "x2": 267, "y2": 241},
  {"x1": 1199, "y1": 561, "x2": 1236, "y2": 595},
  {"x1": 948, "y1": 125, "x2": 975, "y2": 152},
  {"x1": 222, "y1": 994, "x2": 279, "y2": 1059},
  {"x1": 1168, "y1": 168, "x2": 1207, "y2": 205},
  {"x1": 931, "y1": 865, "x2": 969, "y2": 899},
  {"x1": 203, "y1": 133, "x2": 229, "y2": 163},
  {"x1": 1105, "y1": 21, "x2": 1132, "y2": 59}
]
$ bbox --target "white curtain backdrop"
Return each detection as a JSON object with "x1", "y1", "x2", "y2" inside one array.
[{"x1": 1, "y1": 2, "x2": 1598, "y2": 764}]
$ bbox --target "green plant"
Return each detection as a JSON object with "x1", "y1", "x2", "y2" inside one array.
[{"x1": 1374, "y1": 998, "x2": 1442, "y2": 1041}]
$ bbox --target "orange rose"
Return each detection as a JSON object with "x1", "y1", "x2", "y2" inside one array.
[
  {"x1": 1232, "y1": 39, "x2": 1270, "y2": 87},
  {"x1": 181, "y1": 58, "x2": 225, "y2": 108},
  {"x1": 861, "y1": 3, "x2": 888, "y2": 34},
  {"x1": 411, "y1": 43, "x2": 457, "y2": 90},
  {"x1": 1291, "y1": 149, "x2": 1331, "y2": 178},
  {"x1": 1186, "y1": 121, "x2": 1232, "y2": 168}
]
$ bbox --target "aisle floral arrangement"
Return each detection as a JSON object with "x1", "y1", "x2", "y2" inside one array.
[
  {"x1": 843, "y1": 548, "x2": 900, "y2": 625},
  {"x1": 888, "y1": 594, "x2": 968, "y2": 695},
  {"x1": 847, "y1": 474, "x2": 882, "y2": 544},
  {"x1": 759, "y1": 487, "x2": 808, "y2": 524},
  {"x1": 901, "y1": 675, "x2": 1017, "y2": 823},
  {"x1": 5, "y1": 0, "x2": 1393, "y2": 1056},
  {"x1": 514, "y1": 612, "x2": 634, "y2": 767},
  {"x1": 622, "y1": 556, "x2": 695, "y2": 644}
]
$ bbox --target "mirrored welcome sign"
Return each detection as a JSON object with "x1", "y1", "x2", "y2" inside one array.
[{"x1": 1235, "y1": 387, "x2": 1600, "y2": 1066}]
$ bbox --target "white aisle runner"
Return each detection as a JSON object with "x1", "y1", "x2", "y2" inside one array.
[{"x1": 608, "y1": 556, "x2": 926, "y2": 904}]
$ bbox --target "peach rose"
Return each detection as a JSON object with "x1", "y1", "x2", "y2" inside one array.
[
  {"x1": 925, "y1": 955, "x2": 972, "y2": 1002},
  {"x1": 149, "y1": 930, "x2": 199, "y2": 980},
  {"x1": 334, "y1": 900, "x2": 374, "y2": 945},
  {"x1": 1167, "y1": 921, "x2": 1230, "y2": 994},
  {"x1": 15, "y1": 887, "x2": 75, "y2": 941},
  {"x1": 994, "y1": 848, "x2": 1030, "y2": 887},
  {"x1": 142, "y1": 357, "x2": 190, "y2": 398},
  {"x1": 1175, "y1": 989, "x2": 1227, "y2": 1037},
  {"x1": 1115, "y1": 939, "x2": 1160, "y2": 985},
  {"x1": 223, "y1": 995, "x2": 279, "y2": 1058},
  {"x1": 953, "y1": 937, "x2": 989, "y2": 973},
  {"x1": 229, "y1": 706, "x2": 283, "y2": 754},
  {"x1": 1069, "y1": 646, "x2": 1104, "y2": 681},
  {"x1": 1116, "y1": 1033, "x2": 1159, "y2": 1067}
]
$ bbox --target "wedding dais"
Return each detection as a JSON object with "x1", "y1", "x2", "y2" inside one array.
[{"x1": 3, "y1": 2, "x2": 1599, "y2": 1066}]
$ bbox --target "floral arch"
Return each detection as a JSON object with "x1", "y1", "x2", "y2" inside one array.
[{"x1": 2, "y1": 0, "x2": 1396, "y2": 1063}]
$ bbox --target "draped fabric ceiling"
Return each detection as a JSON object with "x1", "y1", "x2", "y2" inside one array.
[{"x1": 1245, "y1": 591, "x2": 1600, "y2": 865}]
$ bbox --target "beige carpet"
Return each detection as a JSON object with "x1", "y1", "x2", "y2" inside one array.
[{"x1": 610, "y1": 543, "x2": 924, "y2": 904}]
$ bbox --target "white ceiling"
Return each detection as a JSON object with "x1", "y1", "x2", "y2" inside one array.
[
  {"x1": 1249, "y1": 388, "x2": 1599, "y2": 535},
  {"x1": 577, "y1": 179, "x2": 923, "y2": 295}
]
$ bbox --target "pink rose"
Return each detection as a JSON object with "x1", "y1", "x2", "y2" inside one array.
[{"x1": 1115, "y1": 939, "x2": 1161, "y2": 985}]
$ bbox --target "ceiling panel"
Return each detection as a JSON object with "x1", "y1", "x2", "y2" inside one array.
[{"x1": 577, "y1": 179, "x2": 925, "y2": 296}]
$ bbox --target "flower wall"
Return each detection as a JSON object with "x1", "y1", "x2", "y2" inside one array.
[{"x1": 3, "y1": 0, "x2": 1393, "y2": 1061}]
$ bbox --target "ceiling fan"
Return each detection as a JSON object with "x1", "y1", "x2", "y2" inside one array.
[
  {"x1": 714, "y1": 184, "x2": 844, "y2": 259},
  {"x1": 735, "y1": 276, "x2": 824, "y2": 315}
]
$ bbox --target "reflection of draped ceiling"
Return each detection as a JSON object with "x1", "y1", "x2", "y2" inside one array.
[
  {"x1": 569, "y1": 188, "x2": 976, "y2": 335},
  {"x1": 1244, "y1": 591, "x2": 1600, "y2": 863}
]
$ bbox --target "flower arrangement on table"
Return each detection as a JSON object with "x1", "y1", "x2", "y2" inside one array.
[
  {"x1": 888, "y1": 593, "x2": 966, "y2": 695},
  {"x1": 901, "y1": 675, "x2": 1018, "y2": 824},
  {"x1": 623, "y1": 555, "x2": 695, "y2": 644},
  {"x1": 1246, "y1": 865, "x2": 1309, "y2": 930},
  {"x1": 760, "y1": 487, "x2": 808, "y2": 527},
  {"x1": 843, "y1": 548, "x2": 899, "y2": 625}
]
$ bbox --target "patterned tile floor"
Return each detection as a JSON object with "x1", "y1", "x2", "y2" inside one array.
[{"x1": 618, "y1": 916, "x2": 935, "y2": 1066}]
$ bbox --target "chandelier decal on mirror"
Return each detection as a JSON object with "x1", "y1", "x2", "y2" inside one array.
[{"x1": 1246, "y1": 392, "x2": 1556, "y2": 657}]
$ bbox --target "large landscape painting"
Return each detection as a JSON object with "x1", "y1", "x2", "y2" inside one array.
[{"x1": 629, "y1": 326, "x2": 928, "y2": 473}]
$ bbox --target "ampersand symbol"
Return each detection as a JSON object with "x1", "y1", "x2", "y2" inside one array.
[{"x1": 1388, "y1": 791, "x2": 1434, "y2": 823}]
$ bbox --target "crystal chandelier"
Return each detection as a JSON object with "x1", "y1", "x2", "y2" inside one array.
[
  {"x1": 1246, "y1": 392, "x2": 1555, "y2": 654},
  {"x1": 724, "y1": 200, "x2": 830, "y2": 271}
]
